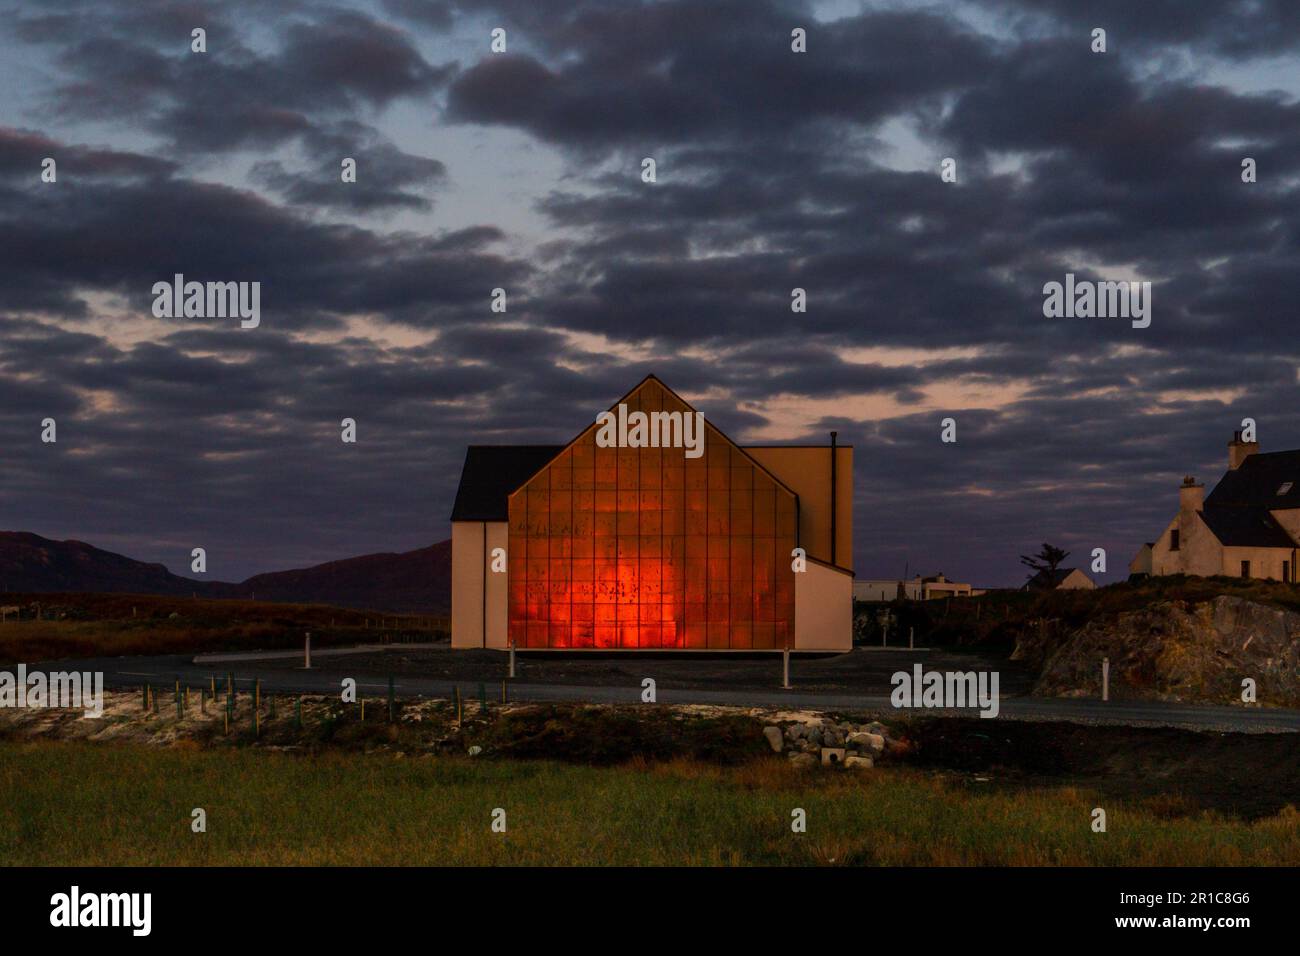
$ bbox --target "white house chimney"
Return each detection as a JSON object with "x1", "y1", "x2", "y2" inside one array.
[
  {"x1": 1228, "y1": 430, "x2": 1259, "y2": 471},
  {"x1": 1179, "y1": 475, "x2": 1204, "y2": 513}
]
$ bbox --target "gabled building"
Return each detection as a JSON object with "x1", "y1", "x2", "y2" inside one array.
[
  {"x1": 449, "y1": 375, "x2": 854, "y2": 650},
  {"x1": 1130, "y1": 431, "x2": 1300, "y2": 581},
  {"x1": 1021, "y1": 567, "x2": 1095, "y2": 591}
]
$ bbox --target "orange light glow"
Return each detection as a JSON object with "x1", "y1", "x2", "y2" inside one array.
[{"x1": 508, "y1": 380, "x2": 796, "y2": 649}]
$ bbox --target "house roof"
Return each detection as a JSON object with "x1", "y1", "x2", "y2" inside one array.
[
  {"x1": 451, "y1": 376, "x2": 834, "y2": 526},
  {"x1": 1198, "y1": 507, "x2": 1298, "y2": 549},
  {"x1": 450, "y1": 445, "x2": 564, "y2": 521},
  {"x1": 1023, "y1": 568, "x2": 1085, "y2": 589},
  {"x1": 1206, "y1": 450, "x2": 1300, "y2": 509},
  {"x1": 506, "y1": 374, "x2": 802, "y2": 503}
]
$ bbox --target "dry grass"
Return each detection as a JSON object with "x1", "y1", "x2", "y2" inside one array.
[
  {"x1": 0, "y1": 592, "x2": 446, "y2": 663},
  {"x1": 1, "y1": 739, "x2": 1296, "y2": 866}
]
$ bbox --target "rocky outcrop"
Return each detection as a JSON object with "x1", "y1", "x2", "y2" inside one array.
[
  {"x1": 781, "y1": 717, "x2": 899, "y2": 769},
  {"x1": 762, "y1": 726, "x2": 784, "y2": 752},
  {"x1": 1017, "y1": 596, "x2": 1300, "y2": 707}
]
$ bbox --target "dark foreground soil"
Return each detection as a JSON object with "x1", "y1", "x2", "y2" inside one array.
[{"x1": 899, "y1": 717, "x2": 1300, "y2": 820}]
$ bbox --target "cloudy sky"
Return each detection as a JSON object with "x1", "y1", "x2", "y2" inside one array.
[{"x1": 3, "y1": 0, "x2": 1299, "y2": 585}]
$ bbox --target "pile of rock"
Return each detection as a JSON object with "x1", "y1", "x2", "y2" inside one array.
[{"x1": 763, "y1": 718, "x2": 893, "y2": 770}]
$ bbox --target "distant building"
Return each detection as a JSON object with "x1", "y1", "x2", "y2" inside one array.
[
  {"x1": 853, "y1": 580, "x2": 903, "y2": 602},
  {"x1": 1131, "y1": 431, "x2": 1300, "y2": 582},
  {"x1": 854, "y1": 573, "x2": 972, "y2": 602},
  {"x1": 1022, "y1": 567, "x2": 1095, "y2": 591}
]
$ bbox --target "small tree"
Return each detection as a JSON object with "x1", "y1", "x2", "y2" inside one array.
[{"x1": 1020, "y1": 543, "x2": 1069, "y2": 582}]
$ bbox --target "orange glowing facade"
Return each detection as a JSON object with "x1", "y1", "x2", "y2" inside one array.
[
  {"x1": 450, "y1": 376, "x2": 854, "y2": 652},
  {"x1": 507, "y1": 379, "x2": 797, "y2": 649}
]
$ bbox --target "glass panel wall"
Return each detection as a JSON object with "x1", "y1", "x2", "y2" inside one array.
[{"x1": 508, "y1": 381, "x2": 797, "y2": 648}]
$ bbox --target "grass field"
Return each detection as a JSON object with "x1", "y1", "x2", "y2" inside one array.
[{"x1": 1, "y1": 740, "x2": 1296, "y2": 866}]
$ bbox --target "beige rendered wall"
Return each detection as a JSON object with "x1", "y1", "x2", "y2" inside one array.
[
  {"x1": 795, "y1": 559, "x2": 853, "y2": 651},
  {"x1": 854, "y1": 580, "x2": 899, "y2": 601},
  {"x1": 1148, "y1": 514, "x2": 1296, "y2": 580},
  {"x1": 923, "y1": 582, "x2": 972, "y2": 598},
  {"x1": 747, "y1": 446, "x2": 854, "y2": 570},
  {"x1": 451, "y1": 521, "x2": 509, "y2": 649},
  {"x1": 1220, "y1": 546, "x2": 1295, "y2": 581},
  {"x1": 1151, "y1": 513, "x2": 1222, "y2": 576}
]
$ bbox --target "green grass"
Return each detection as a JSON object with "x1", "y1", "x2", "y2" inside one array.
[{"x1": 1, "y1": 740, "x2": 1296, "y2": 865}]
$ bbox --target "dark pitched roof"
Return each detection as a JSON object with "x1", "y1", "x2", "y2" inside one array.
[
  {"x1": 1198, "y1": 508, "x2": 1298, "y2": 549},
  {"x1": 1024, "y1": 567, "x2": 1077, "y2": 589},
  {"x1": 450, "y1": 446, "x2": 564, "y2": 521},
  {"x1": 1205, "y1": 450, "x2": 1300, "y2": 509}
]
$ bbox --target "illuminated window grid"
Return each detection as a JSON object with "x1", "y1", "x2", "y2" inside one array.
[{"x1": 508, "y1": 383, "x2": 796, "y2": 649}]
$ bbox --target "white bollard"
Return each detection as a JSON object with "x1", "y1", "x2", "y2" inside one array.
[
  {"x1": 1102, "y1": 656, "x2": 1109, "y2": 702},
  {"x1": 304, "y1": 632, "x2": 312, "y2": 669},
  {"x1": 509, "y1": 641, "x2": 516, "y2": 679}
]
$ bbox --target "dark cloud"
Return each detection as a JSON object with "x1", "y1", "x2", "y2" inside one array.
[
  {"x1": 992, "y1": 0, "x2": 1300, "y2": 60},
  {"x1": 250, "y1": 122, "x2": 447, "y2": 213},
  {"x1": 446, "y1": 3, "x2": 996, "y2": 147},
  {"x1": 3, "y1": 0, "x2": 1299, "y2": 587},
  {"x1": 0, "y1": 128, "x2": 526, "y2": 326},
  {"x1": 16, "y1": 4, "x2": 454, "y2": 154},
  {"x1": 381, "y1": 0, "x2": 455, "y2": 31},
  {"x1": 0, "y1": 127, "x2": 176, "y2": 178}
]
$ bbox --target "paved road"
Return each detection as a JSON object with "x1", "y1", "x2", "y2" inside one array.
[{"x1": 32, "y1": 652, "x2": 1300, "y2": 733}]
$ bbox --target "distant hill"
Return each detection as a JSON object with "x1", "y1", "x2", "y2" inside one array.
[
  {"x1": 236, "y1": 542, "x2": 450, "y2": 614},
  {"x1": 0, "y1": 532, "x2": 202, "y2": 597},
  {"x1": 0, "y1": 531, "x2": 450, "y2": 614}
]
